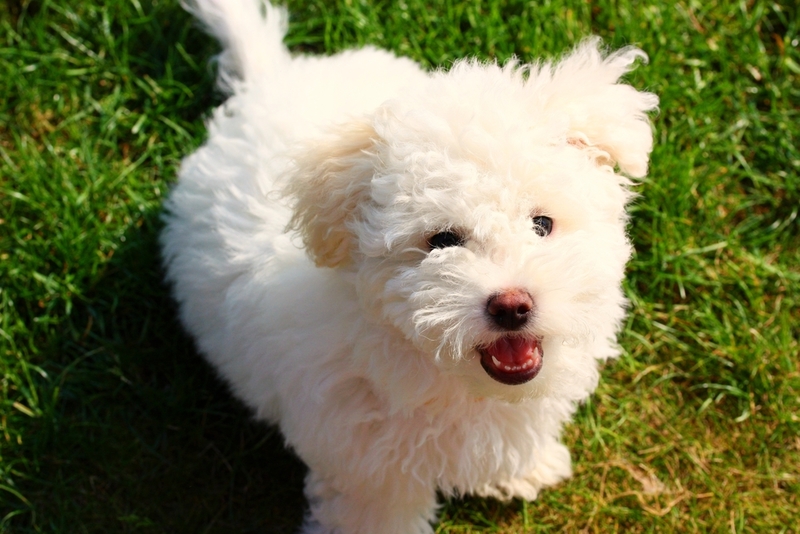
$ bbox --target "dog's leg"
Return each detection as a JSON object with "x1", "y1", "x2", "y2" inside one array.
[
  {"x1": 475, "y1": 438, "x2": 572, "y2": 502},
  {"x1": 301, "y1": 471, "x2": 439, "y2": 534}
]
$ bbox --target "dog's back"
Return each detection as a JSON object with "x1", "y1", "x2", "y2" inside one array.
[
  {"x1": 185, "y1": 0, "x2": 425, "y2": 144},
  {"x1": 160, "y1": 0, "x2": 426, "y2": 406}
]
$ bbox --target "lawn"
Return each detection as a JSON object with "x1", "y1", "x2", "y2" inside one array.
[{"x1": 1, "y1": 0, "x2": 798, "y2": 532}]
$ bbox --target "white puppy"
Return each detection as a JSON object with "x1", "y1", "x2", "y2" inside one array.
[{"x1": 161, "y1": 1, "x2": 658, "y2": 532}]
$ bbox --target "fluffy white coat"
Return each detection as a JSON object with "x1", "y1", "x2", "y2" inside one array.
[{"x1": 161, "y1": 1, "x2": 658, "y2": 532}]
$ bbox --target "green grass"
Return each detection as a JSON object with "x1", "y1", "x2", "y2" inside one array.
[{"x1": 1, "y1": 0, "x2": 798, "y2": 532}]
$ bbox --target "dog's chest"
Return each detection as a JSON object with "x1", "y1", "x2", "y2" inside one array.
[{"x1": 397, "y1": 399, "x2": 548, "y2": 489}]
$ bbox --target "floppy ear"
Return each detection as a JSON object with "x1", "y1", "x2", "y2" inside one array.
[
  {"x1": 547, "y1": 38, "x2": 659, "y2": 177},
  {"x1": 285, "y1": 119, "x2": 378, "y2": 268}
]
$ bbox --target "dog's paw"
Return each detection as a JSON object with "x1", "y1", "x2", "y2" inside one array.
[
  {"x1": 475, "y1": 477, "x2": 542, "y2": 501},
  {"x1": 304, "y1": 472, "x2": 438, "y2": 534},
  {"x1": 476, "y1": 440, "x2": 573, "y2": 501}
]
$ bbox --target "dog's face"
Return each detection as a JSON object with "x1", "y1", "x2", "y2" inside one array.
[{"x1": 287, "y1": 45, "x2": 657, "y2": 401}]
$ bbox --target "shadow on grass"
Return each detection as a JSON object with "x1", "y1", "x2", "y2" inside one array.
[{"x1": 16, "y1": 210, "x2": 307, "y2": 533}]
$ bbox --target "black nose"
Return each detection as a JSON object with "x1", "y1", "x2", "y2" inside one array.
[{"x1": 486, "y1": 290, "x2": 534, "y2": 331}]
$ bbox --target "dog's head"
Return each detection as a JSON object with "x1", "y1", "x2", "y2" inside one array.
[{"x1": 286, "y1": 40, "x2": 657, "y2": 402}]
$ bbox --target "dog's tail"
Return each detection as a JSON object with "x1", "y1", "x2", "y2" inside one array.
[{"x1": 184, "y1": 0, "x2": 289, "y2": 93}]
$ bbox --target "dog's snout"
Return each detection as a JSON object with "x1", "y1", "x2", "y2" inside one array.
[{"x1": 486, "y1": 290, "x2": 534, "y2": 331}]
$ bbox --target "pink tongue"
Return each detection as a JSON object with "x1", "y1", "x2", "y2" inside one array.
[{"x1": 486, "y1": 337, "x2": 539, "y2": 366}]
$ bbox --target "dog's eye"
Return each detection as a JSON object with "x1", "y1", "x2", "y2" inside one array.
[
  {"x1": 427, "y1": 231, "x2": 465, "y2": 250},
  {"x1": 531, "y1": 216, "x2": 553, "y2": 237}
]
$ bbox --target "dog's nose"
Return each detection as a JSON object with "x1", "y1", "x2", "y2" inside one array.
[{"x1": 486, "y1": 290, "x2": 534, "y2": 330}]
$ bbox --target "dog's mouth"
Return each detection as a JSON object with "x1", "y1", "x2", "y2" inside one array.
[{"x1": 478, "y1": 337, "x2": 543, "y2": 385}]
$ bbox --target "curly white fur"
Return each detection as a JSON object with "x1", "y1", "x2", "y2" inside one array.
[{"x1": 161, "y1": 1, "x2": 658, "y2": 532}]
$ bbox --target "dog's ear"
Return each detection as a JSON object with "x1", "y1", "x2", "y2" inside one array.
[
  {"x1": 285, "y1": 119, "x2": 377, "y2": 268},
  {"x1": 546, "y1": 38, "x2": 659, "y2": 177}
]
